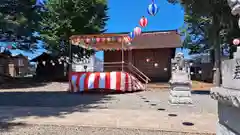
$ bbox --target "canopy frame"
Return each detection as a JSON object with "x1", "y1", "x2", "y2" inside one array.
[{"x1": 69, "y1": 33, "x2": 130, "y2": 78}]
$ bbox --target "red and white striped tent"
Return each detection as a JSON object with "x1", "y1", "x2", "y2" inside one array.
[{"x1": 68, "y1": 33, "x2": 146, "y2": 92}]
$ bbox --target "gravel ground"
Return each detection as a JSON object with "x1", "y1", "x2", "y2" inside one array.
[
  {"x1": 0, "y1": 82, "x2": 217, "y2": 114},
  {"x1": 0, "y1": 82, "x2": 217, "y2": 134},
  {"x1": 134, "y1": 90, "x2": 217, "y2": 114},
  {"x1": 0, "y1": 124, "x2": 215, "y2": 135}
]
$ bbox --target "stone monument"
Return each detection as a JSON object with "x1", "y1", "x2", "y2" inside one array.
[
  {"x1": 169, "y1": 52, "x2": 192, "y2": 104},
  {"x1": 211, "y1": 47, "x2": 240, "y2": 135},
  {"x1": 209, "y1": 1, "x2": 240, "y2": 135}
]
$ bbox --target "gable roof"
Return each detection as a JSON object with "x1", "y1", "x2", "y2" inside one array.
[
  {"x1": 70, "y1": 30, "x2": 182, "y2": 50},
  {"x1": 30, "y1": 52, "x2": 54, "y2": 62},
  {"x1": 12, "y1": 54, "x2": 28, "y2": 59}
]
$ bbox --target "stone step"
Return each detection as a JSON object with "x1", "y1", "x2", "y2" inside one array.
[
  {"x1": 170, "y1": 86, "x2": 191, "y2": 91},
  {"x1": 169, "y1": 81, "x2": 191, "y2": 85},
  {"x1": 170, "y1": 90, "x2": 191, "y2": 97},
  {"x1": 169, "y1": 95, "x2": 193, "y2": 104}
]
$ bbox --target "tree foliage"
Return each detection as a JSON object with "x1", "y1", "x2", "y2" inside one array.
[
  {"x1": 0, "y1": 0, "x2": 42, "y2": 51},
  {"x1": 179, "y1": 14, "x2": 212, "y2": 54},
  {"x1": 167, "y1": 0, "x2": 240, "y2": 85},
  {"x1": 170, "y1": 0, "x2": 240, "y2": 56},
  {"x1": 39, "y1": 0, "x2": 109, "y2": 58}
]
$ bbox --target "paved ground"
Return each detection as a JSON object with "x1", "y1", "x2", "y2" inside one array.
[
  {"x1": 0, "y1": 82, "x2": 217, "y2": 135},
  {"x1": 0, "y1": 125, "x2": 215, "y2": 135}
]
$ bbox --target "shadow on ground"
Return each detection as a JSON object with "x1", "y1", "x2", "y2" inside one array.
[
  {"x1": 0, "y1": 91, "x2": 114, "y2": 131},
  {"x1": 0, "y1": 77, "x2": 50, "y2": 89},
  {"x1": 191, "y1": 91, "x2": 210, "y2": 95},
  {"x1": 0, "y1": 122, "x2": 27, "y2": 132}
]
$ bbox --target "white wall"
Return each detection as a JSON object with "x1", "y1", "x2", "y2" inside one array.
[{"x1": 72, "y1": 55, "x2": 103, "y2": 72}]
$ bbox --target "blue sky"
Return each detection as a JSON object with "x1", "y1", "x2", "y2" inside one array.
[{"x1": 4, "y1": 0, "x2": 189, "y2": 60}]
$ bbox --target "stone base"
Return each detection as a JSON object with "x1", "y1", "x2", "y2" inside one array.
[
  {"x1": 211, "y1": 87, "x2": 240, "y2": 108},
  {"x1": 169, "y1": 80, "x2": 191, "y2": 91},
  {"x1": 217, "y1": 122, "x2": 239, "y2": 135},
  {"x1": 169, "y1": 81, "x2": 191, "y2": 87},
  {"x1": 211, "y1": 87, "x2": 240, "y2": 135},
  {"x1": 170, "y1": 86, "x2": 191, "y2": 91},
  {"x1": 169, "y1": 95, "x2": 192, "y2": 104},
  {"x1": 170, "y1": 90, "x2": 191, "y2": 97},
  {"x1": 216, "y1": 102, "x2": 240, "y2": 135}
]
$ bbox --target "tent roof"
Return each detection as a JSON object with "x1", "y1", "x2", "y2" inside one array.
[{"x1": 70, "y1": 30, "x2": 182, "y2": 50}]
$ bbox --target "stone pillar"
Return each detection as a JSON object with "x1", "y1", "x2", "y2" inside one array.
[
  {"x1": 169, "y1": 53, "x2": 192, "y2": 104},
  {"x1": 211, "y1": 46, "x2": 240, "y2": 135}
]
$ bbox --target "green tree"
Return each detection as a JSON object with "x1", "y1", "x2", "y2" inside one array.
[
  {"x1": 39, "y1": 0, "x2": 109, "y2": 58},
  {"x1": 168, "y1": 0, "x2": 240, "y2": 86},
  {"x1": 180, "y1": 5, "x2": 240, "y2": 56},
  {"x1": 179, "y1": 14, "x2": 212, "y2": 54},
  {"x1": 0, "y1": 0, "x2": 42, "y2": 51}
]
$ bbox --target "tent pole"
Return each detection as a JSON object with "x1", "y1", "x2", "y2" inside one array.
[
  {"x1": 121, "y1": 40, "x2": 124, "y2": 72},
  {"x1": 68, "y1": 41, "x2": 72, "y2": 92}
]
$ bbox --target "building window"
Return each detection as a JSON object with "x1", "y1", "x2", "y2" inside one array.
[{"x1": 18, "y1": 59, "x2": 24, "y2": 66}]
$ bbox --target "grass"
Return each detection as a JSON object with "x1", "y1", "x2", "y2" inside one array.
[{"x1": 191, "y1": 81, "x2": 214, "y2": 91}]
